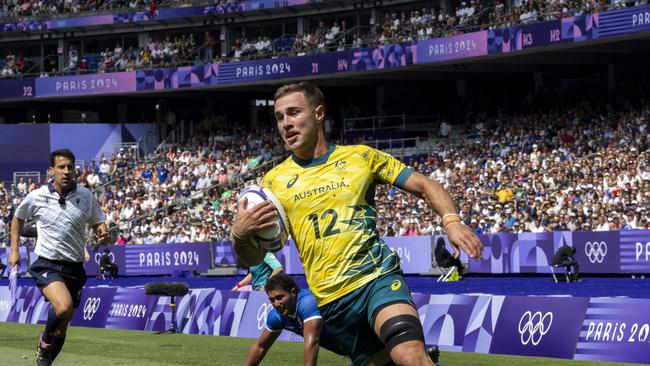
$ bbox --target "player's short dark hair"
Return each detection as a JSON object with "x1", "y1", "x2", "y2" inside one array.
[
  {"x1": 50, "y1": 149, "x2": 76, "y2": 167},
  {"x1": 265, "y1": 273, "x2": 300, "y2": 293},
  {"x1": 274, "y1": 82, "x2": 326, "y2": 111}
]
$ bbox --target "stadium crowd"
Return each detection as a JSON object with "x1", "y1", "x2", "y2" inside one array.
[
  {"x1": 2, "y1": 0, "x2": 646, "y2": 78},
  {"x1": 0, "y1": 102, "x2": 648, "y2": 246}
]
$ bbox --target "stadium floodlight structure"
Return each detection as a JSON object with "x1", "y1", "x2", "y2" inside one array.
[{"x1": 144, "y1": 282, "x2": 189, "y2": 334}]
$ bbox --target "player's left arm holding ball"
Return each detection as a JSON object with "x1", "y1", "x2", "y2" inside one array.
[{"x1": 231, "y1": 196, "x2": 278, "y2": 266}]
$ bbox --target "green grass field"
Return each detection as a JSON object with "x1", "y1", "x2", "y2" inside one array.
[{"x1": 0, "y1": 322, "x2": 643, "y2": 366}]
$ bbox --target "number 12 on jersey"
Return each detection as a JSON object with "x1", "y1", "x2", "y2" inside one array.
[{"x1": 308, "y1": 209, "x2": 340, "y2": 239}]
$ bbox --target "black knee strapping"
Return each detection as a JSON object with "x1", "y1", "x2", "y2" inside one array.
[{"x1": 379, "y1": 315, "x2": 425, "y2": 352}]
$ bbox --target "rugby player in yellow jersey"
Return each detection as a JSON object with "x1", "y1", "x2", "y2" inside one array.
[{"x1": 232, "y1": 82, "x2": 483, "y2": 366}]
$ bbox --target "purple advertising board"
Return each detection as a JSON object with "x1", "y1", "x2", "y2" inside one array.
[
  {"x1": 0, "y1": 78, "x2": 36, "y2": 100},
  {"x1": 416, "y1": 32, "x2": 487, "y2": 64},
  {"x1": 70, "y1": 287, "x2": 117, "y2": 328},
  {"x1": 35, "y1": 72, "x2": 137, "y2": 97},
  {"x1": 384, "y1": 236, "x2": 433, "y2": 274},
  {"x1": 490, "y1": 296, "x2": 590, "y2": 359},
  {"x1": 487, "y1": 20, "x2": 561, "y2": 54},
  {"x1": 600, "y1": 4, "x2": 650, "y2": 38},
  {"x1": 575, "y1": 297, "x2": 650, "y2": 364},
  {"x1": 571, "y1": 231, "x2": 620, "y2": 273},
  {"x1": 105, "y1": 287, "x2": 157, "y2": 330},
  {"x1": 123, "y1": 242, "x2": 211, "y2": 275},
  {"x1": 469, "y1": 230, "x2": 650, "y2": 274},
  {"x1": 619, "y1": 229, "x2": 650, "y2": 272},
  {"x1": 2, "y1": 286, "x2": 650, "y2": 363},
  {"x1": 561, "y1": 13, "x2": 599, "y2": 42}
]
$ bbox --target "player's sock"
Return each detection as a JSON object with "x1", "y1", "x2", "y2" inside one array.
[
  {"x1": 50, "y1": 335, "x2": 66, "y2": 361},
  {"x1": 42, "y1": 308, "x2": 65, "y2": 343}
]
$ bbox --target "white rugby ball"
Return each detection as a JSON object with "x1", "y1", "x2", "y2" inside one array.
[{"x1": 237, "y1": 184, "x2": 289, "y2": 252}]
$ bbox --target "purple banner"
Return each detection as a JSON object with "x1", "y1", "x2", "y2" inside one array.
[
  {"x1": 600, "y1": 4, "x2": 650, "y2": 37},
  {"x1": 575, "y1": 297, "x2": 650, "y2": 364},
  {"x1": 488, "y1": 20, "x2": 561, "y2": 54},
  {"x1": 490, "y1": 296, "x2": 590, "y2": 359},
  {"x1": 123, "y1": 242, "x2": 211, "y2": 275},
  {"x1": 469, "y1": 231, "x2": 650, "y2": 274},
  {"x1": 561, "y1": 13, "x2": 599, "y2": 42},
  {"x1": 105, "y1": 287, "x2": 157, "y2": 330},
  {"x1": 3, "y1": 286, "x2": 650, "y2": 363},
  {"x1": 70, "y1": 287, "x2": 117, "y2": 328},
  {"x1": 35, "y1": 72, "x2": 136, "y2": 97},
  {"x1": 416, "y1": 32, "x2": 487, "y2": 64},
  {"x1": 619, "y1": 229, "x2": 650, "y2": 272},
  {"x1": 571, "y1": 231, "x2": 620, "y2": 273},
  {"x1": 0, "y1": 78, "x2": 35, "y2": 100},
  {"x1": 384, "y1": 236, "x2": 433, "y2": 274}
]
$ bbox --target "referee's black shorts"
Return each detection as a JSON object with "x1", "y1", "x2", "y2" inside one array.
[{"x1": 29, "y1": 257, "x2": 87, "y2": 308}]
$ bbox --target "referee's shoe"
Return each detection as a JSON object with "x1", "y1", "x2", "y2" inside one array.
[{"x1": 36, "y1": 333, "x2": 53, "y2": 366}]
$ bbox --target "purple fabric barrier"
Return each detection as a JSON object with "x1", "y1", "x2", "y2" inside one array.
[
  {"x1": 575, "y1": 297, "x2": 650, "y2": 364},
  {"x1": 572, "y1": 231, "x2": 620, "y2": 273},
  {"x1": 70, "y1": 287, "x2": 117, "y2": 328},
  {"x1": 620, "y1": 229, "x2": 650, "y2": 272},
  {"x1": 561, "y1": 13, "x2": 599, "y2": 42},
  {"x1": 469, "y1": 231, "x2": 650, "y2": 274},
  {"x1": 416, "y1": 32, "x2": 487, "y2": 63},
  {"x1": 2, "y1": 285, "x2": 650, "y2": 363},
  {"x1": 488, "y1": 20, "x2": 561, "y2": 53},
  {"x1": 123, "y1": 242, "x2": 211, "y2": 275},
  {"x1": 0, "y1": 78, "x2": 35, "y2": 99},
  {"x1": 600, "y1": 4, "x2": 650, "y2": 37},
  {"x1": 490, "y1": 296, "x2": 590, "y2": 359},
  {"x1": 384, "y1": 236, "x2": 433, "y2": 274}
]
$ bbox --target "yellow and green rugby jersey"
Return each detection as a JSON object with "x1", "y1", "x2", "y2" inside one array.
[{"x1": 261, "y1": 144, "x2": 414, "y2": 306}]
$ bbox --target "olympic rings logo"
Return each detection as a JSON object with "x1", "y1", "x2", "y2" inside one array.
[
  {"x1": 83, "y1": 297, "x2": 102, "y2": 320},
  {"x1": 94, "y1": 252, "x2": 115, "y2": 265},
  {"x1": 517, "y1": 311, "x2": 553, "y2": 346},
  {"x1": 257, "y1": 303, "x2": 273, "y2": 330},
  {"x1": 585, "y1": 241, "x2": 607, "y2": 263}
]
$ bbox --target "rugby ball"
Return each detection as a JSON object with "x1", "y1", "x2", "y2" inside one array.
[{"x1": 237, "y1": 184, "x2": 289, "y2": 252}]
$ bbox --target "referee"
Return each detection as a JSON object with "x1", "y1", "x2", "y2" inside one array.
[{"x1": 8, "y1": 149, "x2": 111, "y2": 366}]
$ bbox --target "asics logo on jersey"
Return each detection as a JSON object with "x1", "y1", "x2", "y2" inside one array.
[
  {"x1": 391, "y1": 280, "x2": 402, "y2": 291},
  {"x1": 518, "y1": 311, "x2": 553, "y2": 346},
  {"x1": 287, "y1": 174, "x2": 299, "y2": 188}
]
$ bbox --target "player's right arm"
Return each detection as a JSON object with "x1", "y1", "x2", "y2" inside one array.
[
  {"x1": 9, "y1": 193, "x2": 34, "y2": 267},
  {"x1": 231, "y1": 196, "x2": 278, "y2": 266},
  {"x1": 242, "y1": 328, "x2": 281, "y2": 366},
  {"x1": 9, "y1": 215, "x2": 24, "y2": 266}
]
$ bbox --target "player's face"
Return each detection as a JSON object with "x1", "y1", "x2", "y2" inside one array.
[
  {"x1": 267, "y1": 288, "x2": 297, "y2": 316},
  {"x1": 274, "y1": 91, "x2": 324, "y2": 156},
  {"x1": 50, "y1": 155, "x2": 75, "y2": 192}
]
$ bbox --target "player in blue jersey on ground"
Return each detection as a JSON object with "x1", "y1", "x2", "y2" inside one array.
[{"x1": 243, "y1": 274, "x2": 347, "y2": 365}]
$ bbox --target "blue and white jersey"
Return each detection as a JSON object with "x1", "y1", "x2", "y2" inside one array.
[{"x1": 266, "y1": 289, "x2": 345, "y2": 355}]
